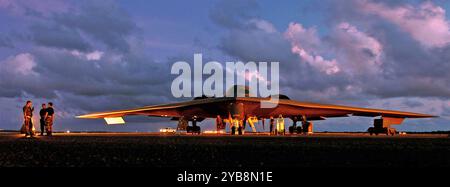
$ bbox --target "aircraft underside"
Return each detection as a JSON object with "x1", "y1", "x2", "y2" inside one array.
[
  {"x1": 77, "y1": 94, "x2": 435, "y2": 136},
  {"x1": 173, "y1": 101, "x2": 402, "y2": 136}
]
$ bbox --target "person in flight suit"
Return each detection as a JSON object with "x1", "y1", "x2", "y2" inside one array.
[
  {"x1": 39, "y1": 104, "x2": 47, "y2": 136},
  {"x1": 45, "y1": 102, "x2": 55, "y2": 136},
  {"x1": 22, "y1": 101, "x2": 34, "y2": 137}
]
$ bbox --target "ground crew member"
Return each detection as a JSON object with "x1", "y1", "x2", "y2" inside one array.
[
  {"x1": 277, "y1": 114, "x2": 285, "y2": 135},
  {"x1": 216, "y1": 115, "x2": 224, "y2": 132},
  {"x1": 269, "y1": 117, "x2": 275, "y2": 135},
  {"x1": 45, "y1": 102, "x2": 55, "y2": 136},
  {"x1": 22, "y1": 101, "x2": 34, "y2": 137},
  {"x1": 177, "y1": 116, "x2": 188, "y2": 131},
  {"x1": 39, "y1": 104, "x2": 47, "y2": 136}
]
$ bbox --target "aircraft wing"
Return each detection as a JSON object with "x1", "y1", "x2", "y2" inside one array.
[
  {"x1": 76, "y1": 98, "x2": 227, "y2": 118},
  {"x1": 76, "y1": 97, "x2": 436, "y2": 124},
  {"x1": 235, "y1": 97, "x2": 436, "y2": 120},
  {"x1": 76, "y1": 97, "x2": 234, "y2": 124}
]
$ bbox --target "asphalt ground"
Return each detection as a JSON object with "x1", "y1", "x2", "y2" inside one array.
[{"x1": 0, "y1": 132, "x2": 449, "y2": 167}]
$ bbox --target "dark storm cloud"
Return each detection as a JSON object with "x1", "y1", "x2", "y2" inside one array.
[
  {"x1": 0, "y1": 0, "x2": 176, "y2": 115},
  {"x1": 30, "y1": 24, "x2": 92, "y2": 52},
  {"x1": 34, "y1": 48, "x2": 174, "y2": 107},
  {"x1": 52, "y1": 1, "x2": 137, "y2": 52}
]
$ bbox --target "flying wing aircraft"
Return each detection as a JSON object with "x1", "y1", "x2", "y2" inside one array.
[{"x1": 77, "y1": 86, "x2": 437, "y2": 135}]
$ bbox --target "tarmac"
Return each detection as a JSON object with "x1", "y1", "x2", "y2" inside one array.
[{"x1": 0, "y1": 132, "x2": 449, "y2": 167}]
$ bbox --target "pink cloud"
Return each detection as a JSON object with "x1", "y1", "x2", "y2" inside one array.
[
  {"x1": 2, "y1": 53, "x2": 37, "y2": 76},
  {"x1": 285, "y1": 21, "x2": 384, "y2": 76},
  {"x1": 359, "y1": 0, "x2": 450, "y2": 48},
  {"x1": 334, "y1": 22, "x2": 383, "y2": 74},
  {"x1": 285, "y1": 22, "x2": 340, "y2": 75}
]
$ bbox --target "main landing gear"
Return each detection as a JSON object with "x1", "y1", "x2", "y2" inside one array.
[
  {"x1": 289, "y1": 117, "x2": 313, "y2": 134},
  {"x1": 368, "y1": 118, "x2": 397, "y2": 136},
  {"x1": 288, "y1": 118, "x2": 302, "y2": 134},
  {"x1": 186, "y1": 119, "x2": 201, "y2": 134},
  {"x1": 230, "y1": 126, "x2": 243, "y2": 135}
]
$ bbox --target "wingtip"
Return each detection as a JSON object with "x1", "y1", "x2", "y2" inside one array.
[
  {"x1": 418, "y1": 114, "x2": 439, "y2": 118},
  {"x1": 75, "y1": 114, "x2": 92, "y2": 119}
]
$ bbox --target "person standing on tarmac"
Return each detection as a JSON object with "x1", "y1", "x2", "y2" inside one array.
[
  {"x1": 39, "y1": 104, "x2": 47, "y2": 136},
  {"x1": 277, "y1": 114, "x2": 285, "y2": 135},
  {"x1": 45, "y1": 102, "x2": 55, "y2": 136},
  {"x1": 22, "y1": 101, "x2": 34, "y2": 137},
  {"x1": 269, "y1": 117, "x2": 275, "y2": 135}
]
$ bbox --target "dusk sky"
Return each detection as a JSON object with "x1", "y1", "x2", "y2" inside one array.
[{"x1": 1, "y1": 0, "x2": 450, "y2": 132}]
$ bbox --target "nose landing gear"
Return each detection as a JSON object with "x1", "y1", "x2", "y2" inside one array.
[{"x1": 229, "y1": 120, "x2": 243, "y2": 135}]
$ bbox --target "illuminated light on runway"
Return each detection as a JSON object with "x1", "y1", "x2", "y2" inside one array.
[
  {"x1": 203, "y1": 130, "x2": 226, "y2": 134},
  {"x1": 160, "y1": 128, "x2": 176, "y2": 133}
]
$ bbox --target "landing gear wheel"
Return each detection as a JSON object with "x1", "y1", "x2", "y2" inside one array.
[
  {"x1": 195, "y1": 126, "x2": 201, "y2": 134},
  {"x1": 187, "y1": 126, "x2": 201, "y2": 134},
  {"x1": 238, "y1": 127, "x2": 243, "y2": 135},
  {"x1": 296, "y1": 126, "x2": 302, "y2": 134},
  {"x1": 289, "y1": 126, "x2": 294, "y2": 134},
  {"x1": 368, "y1": 127, "x2": 374, "y2": 136},
  {"x1": 231, "y1": 126, "x2": 236, "y2": 135}
]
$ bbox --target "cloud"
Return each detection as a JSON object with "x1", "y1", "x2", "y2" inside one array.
[
  {"x1": 285, "y1": 22, "x2": 340, "y2": 75},
  {"x1": 210, "y1": 0, "x2": 450, "y2": 116},
  {"x1": 71, "y1": 50, "x2": 104, "y2": 61},
  {"x1": 52, "y1": 1, "x2": 137, "y2": 52},
  {"x1": 0, "y1": 0, "x2": 70, "y2": 16},
  {"x1": 248, "y1": 19, "x2": 277, "y2": 33},
  {"x1": 29, "y1": 24, "x2": 92, "y2": 52},
  {"x1": 1, "y1": 53, "x2": 37, "y2": 75},
  {"x1": 0, "y1": 34, "x2": 14, "y2": 48},
  {"x1": 85, "y1": 50, "x2": 104, "y2": 61},
  {"x1": 209, "y1": 0, "x2": 259, "y2": 29},
  {"x1": 331, "y1": 22, "x2": 383, "y2": 75},
  {"x1": 358, "y1": 0, "x2": 450, "y2": 48}
]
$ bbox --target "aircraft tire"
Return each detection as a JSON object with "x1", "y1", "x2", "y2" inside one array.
[
  {"x1": 195, "y1": 126, "x2": 201, "y2": 134},
  {"x1": 288, "y1": 126, "x2": 294, "y2": 134},
  {"x1": 368, "y1": 127, "x2": 374, "y2": 135},
  {"x1": 296, "y1": 126, "x2": 302, "y2": 134}
]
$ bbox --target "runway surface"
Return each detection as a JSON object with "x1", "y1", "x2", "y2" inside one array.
[{"x1": 0, "y1": 132, "x2": 449, "y2": 167}]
